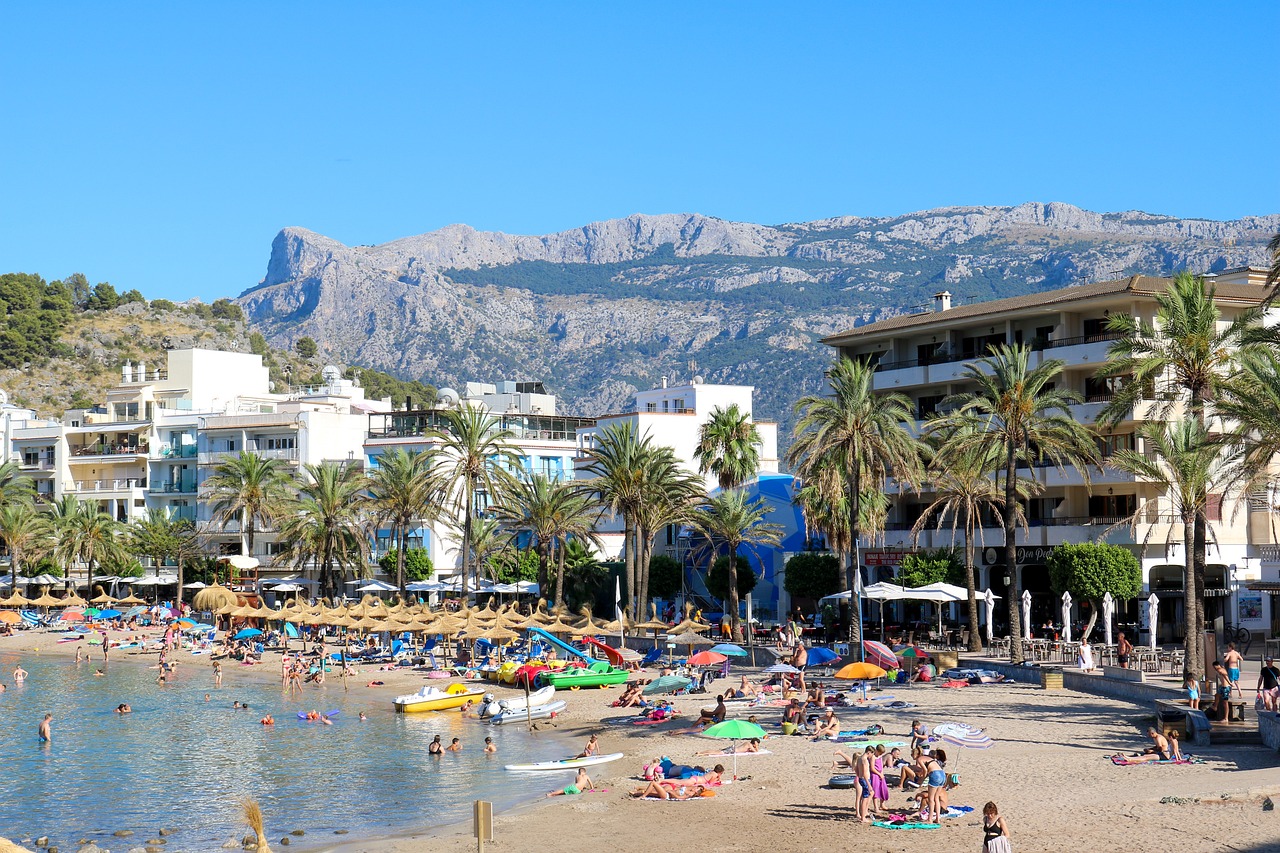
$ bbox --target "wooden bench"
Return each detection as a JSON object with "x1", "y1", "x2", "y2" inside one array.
[{"x1": 1101, "y1": 665, "x2": 1145, "y2": 683}]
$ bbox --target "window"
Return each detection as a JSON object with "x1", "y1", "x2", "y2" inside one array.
[
  {"x1": 1207, "y1": 494, "x2": 1223, "y2": 522},
  {"x1": 1088, "y1": 494, "x2": 1135, "y2": 520},
  {"x1": 916, "y1": 394, "x2": 945, "y2": 419},
  {"x1": 262, "y1": 436, "x2": 296, "y2": 450},
  {"x1": 1097, "y1": 433, "x2": 1135, "y2": 456},
  {"x1": 264, "y1": 542, "x2": 287, "y2": 556},
  {"x1": 22, "y1": 450, "x2": 39, "y2": 466},
  {"x1": 1083, "y1": 318, "x2": 1109, "y2": 340}
]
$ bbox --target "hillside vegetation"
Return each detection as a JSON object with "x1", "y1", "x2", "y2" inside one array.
[{"x1": 0, "y1": 272, "x2": 435, "y2": 417}]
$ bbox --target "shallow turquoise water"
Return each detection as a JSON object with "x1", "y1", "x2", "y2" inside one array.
[{"x1": 0, "y1": 651, "x2": 573, "y2": 850}]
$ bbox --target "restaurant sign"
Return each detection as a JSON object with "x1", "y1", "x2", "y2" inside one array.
[{"x1": 981, "y1": 545, "x2": 1055, "y2": 566}]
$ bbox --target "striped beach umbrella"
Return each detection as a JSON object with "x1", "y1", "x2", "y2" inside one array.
[{"x1": 862, "y1": 639, "x2": 898, "y2": 670}]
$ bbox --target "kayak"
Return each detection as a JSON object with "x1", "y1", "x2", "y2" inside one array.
[
  {"x1": 491, "y1": 699, "x2": 567, "y2": 726},
  {"x1": 505, "y1": 752, "x2": 624, "y2": 772},
  {"x1": 481, "y1": 685, "x2": 556, "y2": 718}
]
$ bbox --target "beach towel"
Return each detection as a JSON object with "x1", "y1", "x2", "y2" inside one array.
[
  {"x1": 701, "y1": 749, "x2": 772, "y2": 757},
  {"x1": 1109, "y1": 754, "x2": 1203, "y2": 766},
  {"x1": 938, "y1": 679, "x2": 969, "y2": 688},
  {"x1": 872, "y1": 820, "x2": 939, "y2": 830},
  {"x1": 837, "y1": 726, "x2": 885, "y2": 738},
  {"x1": 830, "y1": 739, "x2": 907, "y2": 749}
]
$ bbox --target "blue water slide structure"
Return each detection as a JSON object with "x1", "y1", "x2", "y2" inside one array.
[{"x1": 526, "y1": 625, "x2": 596, "y2": 662}]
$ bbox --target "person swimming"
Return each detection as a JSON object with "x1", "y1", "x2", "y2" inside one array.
[{"x1": 115, "y1": 704, "x2": 132, "y2": 714}]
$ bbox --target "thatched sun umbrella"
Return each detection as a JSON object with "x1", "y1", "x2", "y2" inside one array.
[
  {"x1": 193, "y1": 585, "x2": 239, "y2": 612},
  {"x1": 60, "y1": 592, "x2": 89, "y2": 608},
  {"x1": 0, "y1": 590, "x2": 33, "y2": 607},
  {"x1": 116, "y1": 593, "x2": 148, "y2": 606},
  {"x1": 31, "y1": 592, "x2": 62, "y2": 607},
  {"x1": 89, "y1": 591, "x2": 116, "y2": 605}
]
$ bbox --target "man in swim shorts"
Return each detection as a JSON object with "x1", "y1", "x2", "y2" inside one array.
[
  {"x1": 1223, "y1": 643, "x2": 1243, "y2": 698},
  {"x1": 1117, "y1": 631, "x2": 1133, "y2": 669},
  {"x1": 548, "y1": 767, "x2": 593, "y2": 797},
  {"x1": 854, "y1": 750, "x2": 873, "y2": 823},
  {"x1": 38, "y1": 713, "x2": 52, "y2": 743},
  {"x1": 1124, "y1": 728, "x2": 1172, "y2": 763},
  {"x1": 13, "y1": 665, "x2": 27, "y2": 682}
]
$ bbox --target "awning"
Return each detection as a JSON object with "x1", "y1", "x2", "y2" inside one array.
[{"x1": 1246, "y1": 581, "x2": 1280, "y2": 592}]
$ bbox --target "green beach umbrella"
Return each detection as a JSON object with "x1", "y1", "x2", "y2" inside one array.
[
  {"x1": 702, "y1": 719, "x2": 768, "y2": 779},
  {"x1": 642, "y1": 675, "x2": 691, "y2": 695}
]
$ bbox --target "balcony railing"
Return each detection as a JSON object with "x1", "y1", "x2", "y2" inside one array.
[
  {"x1": 157, "y1": 480, "x2": 196, "y2": 494},
  {"x1": 1037, "y1": 331, "x2": 1123, "y2": 350},
  {"x1": 20, "y1": 459, "x2": 55, "y2": 470},
  {"x1": 153, "y1": 444, "x2": 198, "y2": 459},
  {"x1": 198, "y1": 447, "x2": 298, "y2": 465},
  {"x1": 72, "y1": 444, "x2": 147, "y2": 457},
  {"x1": 368, "y1": 411, "x2": 596, "y2": 442},
  {"x1": 70, "y1": 478, "x2": 147, "y2": 492}
]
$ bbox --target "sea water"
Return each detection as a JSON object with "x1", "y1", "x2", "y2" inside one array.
[{"x1": 0, "y1": 651, "x2": 574, "y2": 850}]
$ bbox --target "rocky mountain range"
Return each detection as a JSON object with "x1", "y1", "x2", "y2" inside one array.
[{"x1": 235, "y1": 203, "x2": 1280, "y2": 447}]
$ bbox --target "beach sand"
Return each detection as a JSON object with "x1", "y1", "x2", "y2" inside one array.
[{"x1": 4, "y1": 628, "x2": 1279, "y2": 853}]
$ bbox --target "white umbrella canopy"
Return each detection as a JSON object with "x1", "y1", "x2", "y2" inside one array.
[
  {"x1": 355, "y1": 580, "x2": 398, "y2": 593},
  {"x1": 219, "y1": 555, "x2": 260, "y2": 570},
  {"x1": 1061, "y1": 592, "x2": 1073, "y2": 643},
  {"x1": 182, "y1": 581, "x2": 208, "y2": 589},
  {"x1": 983, "y1": 589, "x2": 996, "y2": 645},
  {"x1": 1102, "y1": 592, "x2": 1115, "y2": 646},
  {"x1": 1146, "y1": 593, "x2": 1159, "y2": 650},
  {"x1": 1021, "y1": 590, "x2": 1032, "y2": 641}
]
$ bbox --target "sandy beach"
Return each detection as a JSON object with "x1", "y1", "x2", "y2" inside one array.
[{"x1": 3, "y1": 628, "x2": 1279, "y2": 853}]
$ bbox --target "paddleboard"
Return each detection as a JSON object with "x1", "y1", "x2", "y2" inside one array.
[{"x1": 505, "y1": 751, "x2": 624, "y2": 772}]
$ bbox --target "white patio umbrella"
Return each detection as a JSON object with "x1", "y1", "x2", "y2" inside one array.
[
  {"x1": 983, "y1": 589, "x2": 996, "y2": 645},
  {"x1": 355, "y1": 580, "x2": 398, "y2": 593},
  {"x1": 1021, "y1": 590, "x2": 1032, "y2": 641},
  {"x1": 1061, "y1": 592, "x2": 1073, "y2": 643},
  {"x1": 1102, "y1": 592, "x2": 1114, "y2": 646},
  {"x1": 1146, "y1": 593, "x2": 1159, "y2": 650},
  {"x1": 182, "y1": 581, "x2": 208, "y2": 589}
]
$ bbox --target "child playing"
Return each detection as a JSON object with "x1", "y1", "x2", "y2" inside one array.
[{"x1": 1185, "y1": 675, "x2": 1200, "y2": 710}]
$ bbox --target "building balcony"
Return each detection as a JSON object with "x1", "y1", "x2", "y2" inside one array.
[
  {"x1": 19, "y1": 459, "x2": 55, "y2": 471},
  {"x1": 70, "y1": 444, "x2": 148, "y2": 459},
  {"x1": 1033, "y1": 332, "x2": 1123, "y2": 367},
  {"x1": 69, "y1": 478, "x2": 147, "y2": 494},
  {"x1": 198, "y1": 447, "x2": 298, "y2": 465},
  {"x1": 155, "y1": 480, "x2": 196, "y2": 494},
  {"x1": 152, "y1": 444, "x2": 198, "y2": 459}
]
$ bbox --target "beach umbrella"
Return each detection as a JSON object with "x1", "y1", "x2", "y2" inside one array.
[
  {"x1": 97, "y1": 608, "x2": 122, "y2": 619},
  {"x1": 896, "y1": 646, "x2": 930, "y2": 661},
  {"x1": 862, "y1": 639, "x2": 898, "y2": 670},
  {"x1": 710, "y1": 643, "x2": 749, "y2": 657},
  {"x1": 0, "y1": 591, "x2": 32, "y2": 607},
  {"x1": 702, "y1": 719, "x2": 768, "y2": 779},
  {"x1": 763, "y1": 663, "x2": 800, "y2": 674},
  {"x1": 1146, "y1": 593, "x2": 1159, "y2": 650},
  {"x1": 666, "y1": 631, "x2": 714, "y2": 646},
  {"x1": 688, "y1": 650, "x2": 727, "y2": 666},
  {"x1": 193, "y1": 584, "x2": 239, "y2": 612},
  {"x1": 31, "y1": 592, "x2": 61, "y2": 607},
  {"x1": 182, "y1": 581, "x2": 208, "y2": 589},
  {"x1": 90, "y1": 592, "x2": 116, "y2": 604},
  {"x1": 642, "y1": 675, "x2": 692, "y2": 695},
  {"x1": 58, "y1": 611, "x2": 85, "y2": 622},
  {"x1": 1102, "y1": 592, "x2": 1114, "y2": 647},
  {"x1": 805, "y1": 646, "x2": 840, "y2": 666},
  {"x1": 83, "y1": 607, "x2": 101, "y2": 617},
  {"x1": 0, "y1": 611, "x2": 20, "y2": 624},
  {"x1": 834, "y1": 661, "x2": 886, "y2": 680},
  {"x1": 233, "y1": 627, "x2": 263, "y2": 640},
  {"x1": 1061, "y1": 592, "x2": 1073, "y2": 643},
  {"x1": 983, "y1": 589, "x2": 996, "y2": 646}
]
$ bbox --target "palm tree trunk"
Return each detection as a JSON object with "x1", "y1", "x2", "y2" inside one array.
[
  {"x1": 461, "y1": 485, "x2": 473, "y2": 599},
  {"x1": 396, "y1": 522, "x2": 407, "y2": 597},
  {"x1": 624, "y1": 515, "x2": 637, "y2": 618},
  {"x1": 1182, "y1": 517, "x2": 1200, "y2": 681},
  {"x1": 846, "y1": 466, "x2": 862, "y2": 648},
  {"x1": 727, "y1": 540, "x2": 741, "y2": 643},
  {"x1": 1004, "y1": 446, "x2": 1023, "y2": 664},
  {"x1": 963, "y1": 508, "x2": 982, "y2": 652},
  {"x1": 1191, "y1": 513, "x2": 1207, "y2": 675},
  {"x1": 554, "y1": 537, "x2": 567, "y2": 611},
  {"x1": 636, "y1": 527, "x2": 652, "y2": 617}
]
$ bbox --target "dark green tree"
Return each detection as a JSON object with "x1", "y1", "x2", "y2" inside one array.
[
  {"x1": 783, "y1": 552, "x2": 841, "y2": 601},
  {"x1": 85, "y1": 282, "x2": 120, "y2": 310},
  {"x1": 210, "y1": 298, "x2": 244, "y2": 321},
  {"x1": 897, "y1": 548, "x2": 964, "y2": 588},
  {"x1": 705, "y1": 555, "x2": 757, "y2": 602},
  {"x1": 646, "y1": 554, "x2": 684, "y2": 600},
  {"x1": 295, "y1": 336, "x2": 318, "y2": 359},
  {"x1": 1045, "y1": 541, "x2": 1142, "y2": 640},
  {"x1": 379, "y1": 547, "x2": 434, "y2": 582}
]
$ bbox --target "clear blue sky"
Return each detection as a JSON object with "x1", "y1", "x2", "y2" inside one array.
[{"x1": 1, "y1": 2, "x2": 1276, "y2": 302}]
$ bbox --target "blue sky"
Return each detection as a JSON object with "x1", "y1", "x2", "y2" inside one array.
[{"x1": 1, "y1": 2, "x2": 1276, "y2": 302}]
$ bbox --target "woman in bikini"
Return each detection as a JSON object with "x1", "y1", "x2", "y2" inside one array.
[{"x1": 981, "y1": 801, "x2": 1012, "y2": 852}]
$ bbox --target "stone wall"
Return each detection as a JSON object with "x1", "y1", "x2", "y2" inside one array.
[{"x1": 1260, "y1": 711, "x2": 1280, "y2": 752}]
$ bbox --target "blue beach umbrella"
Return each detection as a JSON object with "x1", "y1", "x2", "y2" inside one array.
[
  {"x1": 96, "y1": 608, "x2": 123, "y2": 619},
  {"x1": 233, "y1": 627, "x2": 262, "y2": 640},
  {"x1": 710, "y1": 643, "x2": 749, "y2": 657},
  {"x1": 805, "y1": 646, "x2": 840, "y2": 666}
]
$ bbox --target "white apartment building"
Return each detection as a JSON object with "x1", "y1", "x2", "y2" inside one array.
[
  {"x1": 8, "y1": 350, "x2": 390, "y2": 580},
  {"x1": 822, "y1": 267, "x2": 1276, "y2": 643},
  {"x1": 362, "y1": 380, "x2": 595, "y2": 577},
  {"x1": 576, "y1": 377, "x2": 779, "y2": 563}
]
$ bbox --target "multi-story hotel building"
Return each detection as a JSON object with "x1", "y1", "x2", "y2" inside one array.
[{"x1": 821, "y1": 267, "x2": 1276, "y2": 643}]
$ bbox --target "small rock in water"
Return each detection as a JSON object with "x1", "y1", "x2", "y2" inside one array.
[
  {"x1": 129, "y1": 847, "x2": 148, "y2": 853},
  {"x1": 279, "y1": 837, "x2": 291, "y2": 846},
  {"x1": 156, "y1": 830, "x2": 173, "y2": 838},
  {"x1": 36, "y1": 836, "x2": 48, "y2": 847},
  {"x1": 333, "y1": 829, "x2": 349, "y2": 835},
  {"x1": 47, "y1": 847, "x2": 58, "y2": 853},
  {"x1": 221, "y1": 839, "x2": 240, "y2": 849},
  {"x1": 113, "y1": 831, "x2": 133, "y2": 838},
  {"x1": 290, "y1": 830, "x2": 305, "y2": 836},
  {"x1": 145, "y1": 840, "x2": 164, "y2": 846}
]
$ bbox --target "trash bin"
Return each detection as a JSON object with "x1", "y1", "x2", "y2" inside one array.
[{"x1": 1041, "y1": 669, "x2": 1063, "y2": 690}]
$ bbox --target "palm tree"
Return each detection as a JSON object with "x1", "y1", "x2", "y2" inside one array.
[
  {"x1": 204, "y1": 452, "x2": 295, "y2": 561},
  {"x1": 694, "y1": 404, "x2": 762, "y2": 491},
  {"x1": 278, "y1": 462, "x2": 370, "y2": 600},
  {"x1": 367, "y1": 448, "x2": 441, "y2": 596},
  {"x1": 582, "y1": 422, "x2": 650, "y2": 617},
  {"x1": 1107, "y1": 420, "x2": 1237, "y2": 680},
  {"x1": 1218, "y1": 348, "x2": 1280, "y2": 492},
  {"x1": 431, "y1": 405, "x2": 521, "y2": 597},
  {"x1": 495, "y1": 475, "x2": 605, "y2": 610},
  {"x1": 0, "y1": 499, "x2": 51, "y2": 590},
  {"x1": 1099, "y1": 272, "x2": 1262, "y2": 666},
  {"x1": 789, "y1": 357, "x2": 923, "y2": 644},
  {"x1": 688, "y1": 490, "x2": 783, "y2": 641},
  {"x1": 1267, "y1": 231, "x2": 1280, "y2": 295},
  {"x1": 128, "y1": 508, "x2": 200, "y2": 593},
  {"x1": 0, "y1": 460, "x2": 32, "y2": 508},
  {"x1": 914, "y1": 420, "x2": 1033, "y2": 652},
  {"x1": 59, "y1": 501, "x2": 124, "y2": 594},
  {"x1": 467, "y1": 517, "x2": 509, "y2": 585},
  {"x1": 939, "y1": 343, "x2": 1098, "y2": 664},
  {"x1": 633, "y1": 448, "x2": 703, "y2": 614}
]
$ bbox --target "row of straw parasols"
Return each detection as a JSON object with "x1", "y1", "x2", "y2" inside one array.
[
  {"x1": 191, "y1": 587, "x2": 714, "y2": 642},
  {"x1": 0, "y1": 589, "x2": 147, "y2": 608}
]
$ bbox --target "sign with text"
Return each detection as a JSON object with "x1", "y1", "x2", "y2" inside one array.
[
  {"x1": 981, "y1": 545, "x2": 1055, "y2": 566},
  {"x1": 864, "y1": 550, "x2": 908, "y2": 567}
]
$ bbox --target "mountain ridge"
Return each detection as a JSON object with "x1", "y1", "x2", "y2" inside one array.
[{"x1": 235, "y1": 203, "x2": 1279, "y2": 445}]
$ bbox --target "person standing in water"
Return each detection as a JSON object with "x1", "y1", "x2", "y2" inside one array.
[
  {"x1": 13, "y1": 665, "x2": 28, "y2": 682},
  {"x1": 38, "y1": 713, "x2": 52, "y2": 743}
]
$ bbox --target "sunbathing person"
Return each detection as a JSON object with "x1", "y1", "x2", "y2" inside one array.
[
  {"x1": 697, "y1": 737, "x2": 761, "y2": 757},
  {"x1": 806, "y1": 686, "x2": 828, "y2": 708},
  {"x1": 629, "y1": 780, "x2": 712, "y2": 800},
  {"x1": 811, "y1": 707, "x2": 841, "y2": 739},
  {"x1": 1122, "y1": 728, "x2": 1175, "y2": 763},
  {"x1": 695, "y1": 695, "x2": 728, "y2": 728}
]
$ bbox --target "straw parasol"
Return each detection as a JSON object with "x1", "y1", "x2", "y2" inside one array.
[
  {"x1": 0, "y1": 591, "x2": 32, "y2": 607},
  {"x1": 116, "y1": 593, "x2": 148, "y2": 605},
  {"x1": 633, "y1": 603, "x2": 670, "y2": 632},
  {"x1": 666, "y1": 630, "x2": 715, "y2": 646},
  {"x1": 61, "y1": 592, "x2": 89, "y2": 608},
  {"x1": 89, "y1": 592, "x2": 116, "y2": 605},
  {"x1": 31, "y1": 592, "x2": 62, "y2": 607},
  {"x1": 193, "y1": 585, "x2": 239, "y2": 611}
]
